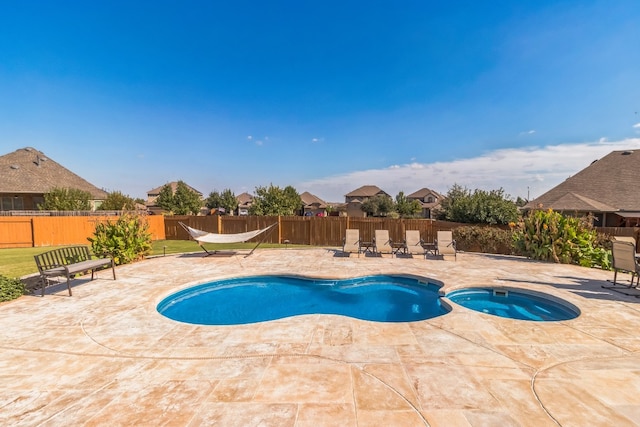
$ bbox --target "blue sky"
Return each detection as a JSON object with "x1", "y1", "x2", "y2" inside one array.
[{"x1": 1, "y1": 1, "x2": 639, "y2": 202}]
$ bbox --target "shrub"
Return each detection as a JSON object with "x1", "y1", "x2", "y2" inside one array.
[
  {"x1": 88, "y1": 213, "x2": 152, "y2": 265},
  {"x1": 453, "y1": 226, "x2": 521, "y2": 255},
  {"x1": 0, "y1": 275, "x2": 26, "y2": 302},
  {"x1": 513, "y1": 209, "x2": 611, "y2": 269}
]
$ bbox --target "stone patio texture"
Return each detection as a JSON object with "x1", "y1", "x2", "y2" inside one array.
[{"x1": 1, "y1": 248, "x2": 640, "y2": 426}]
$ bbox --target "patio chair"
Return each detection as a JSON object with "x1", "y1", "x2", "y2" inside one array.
[
  {"x1": 436, "y1": 230, "x2": 456, "y2": 260},
  {"x1": 403, "y1": 230, "x2": 426, "y2": 258},
  {"x1": 342, "y1": 229, "x2": 361, "y2": 257},
  {"x1": 374, "y1": 229, "x2": 394, "y2": 257},
  {"x1": 603, "y1": 240, "x2": 640, "y2": 293}
]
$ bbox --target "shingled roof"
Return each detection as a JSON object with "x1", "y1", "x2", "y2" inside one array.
[
  {"x1": 300, "y1": 191, "x2": 327, "y2": 208},
  {"x1": 525, "y1": 150, "x2": 640, "y2": 213},
  {"x1": 0, "y1": 147, "x2": 108, "y2": 199},
  {"x1": 345, "y1": 185, "x2": 388, "y2": 198}
]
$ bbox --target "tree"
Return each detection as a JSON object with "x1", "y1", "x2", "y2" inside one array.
[
  {"x1": 205, "y1": 189, "x2": 238, "y2": 214},
  {"x1": 155, "y1": 181, "x2": 202, "y2": 215},
  {"x1": 395, "y1": 191, "x2": 422, "y2": 218},
  {"x1": 436, "y1": 184, "x2": 519, "y2": 225},
  {"x1": 98, "y1": 191, "x2": 137, "y2": 211},
  {"x1": 173, "y1": 181, "x2": 203, "y2": 215},
  {"x1": 40, "y1": 187, "x2": 91, "y2": 211},
  {"x1": 361, "y1": 194, "x2": 395, "y2": 217},
  {"x1": 250, "y1": 184, "x2": 301, "y2": 216}
]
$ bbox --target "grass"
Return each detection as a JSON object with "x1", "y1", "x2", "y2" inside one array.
[{"x1": 0, "y1": 240, "x2": 309, "y2": 279}]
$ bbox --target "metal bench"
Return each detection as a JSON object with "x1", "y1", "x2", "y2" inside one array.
[{"x1": 34, "y1": 246, "x2": 116, "y2": 296}]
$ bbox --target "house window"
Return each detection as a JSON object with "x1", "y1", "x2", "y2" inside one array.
[
  {"x1": 426, "y1": 196, "x2": 435, "y2": 203},
  {"x1": 1, "y1": 196, "x2": 24, "y2": 211}
]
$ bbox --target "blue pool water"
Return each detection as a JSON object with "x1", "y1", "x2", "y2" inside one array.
[
  {"x1": 157, "y1": 275, "x2": 449, "y2": 325},
  {"x1": 446, "y1": 288, "x2": 579, "y2": 321}
]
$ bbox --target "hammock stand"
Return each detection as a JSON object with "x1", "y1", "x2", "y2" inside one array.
[{"x1": 179, "y1": 222, "x2": 278, "y2": 257}]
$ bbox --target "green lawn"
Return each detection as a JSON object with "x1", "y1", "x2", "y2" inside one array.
[{"x1": 0, "y1": 240, "x2": 307, "y2": 279}]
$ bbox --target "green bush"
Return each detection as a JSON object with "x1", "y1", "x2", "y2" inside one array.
[
  {"x1": 453, "y1": 226, "x2": 521, "y2": 255},
  {"x1": 88, "y1": 213, "x2": 152, "y2": 265},
  {"x1": 0, "y1": 275, "x2": 26, "y2": 302},
  {"x1": 513, "y1": 209, "x2": 611, "y2": 269}
]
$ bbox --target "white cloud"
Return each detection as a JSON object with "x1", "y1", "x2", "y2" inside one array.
[
  {"x1": 633, "y1": 123, "x2": 640, "y2": 129},
  {"x1": 298, "y1": 138, "x2": 640, "y2": 202},
  {"x1": 247, "y1": 135, "x2": 253, "y2": 140}
]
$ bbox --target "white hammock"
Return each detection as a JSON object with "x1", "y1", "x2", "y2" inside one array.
[
  {"x1": 179, "y1": 222, "x2": 277, "y2": 256},
  {"x1": 181, "y1": 222, "x2": 276, "y2": 243}
]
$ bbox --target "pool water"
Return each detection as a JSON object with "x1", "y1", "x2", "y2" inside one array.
[
  {"x1": 446, "y1": 288, "x2": 579, "y2": 321},
  {"x1": 157, "y1": 275, "x2": 449, "y2": 325}
]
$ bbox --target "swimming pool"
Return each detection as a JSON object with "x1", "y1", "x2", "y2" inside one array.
[
  {"x1": 446, "y1": 287, "x2": 580, "y2": 321},
  {"x1": 157, "y1": 275, "x2": 449, "y2": 325}
]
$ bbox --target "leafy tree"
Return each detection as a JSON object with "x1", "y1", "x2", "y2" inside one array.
[
  {"x1": 154, "y1": 184, "x2": 175, "y2": 212},
  {"x1": 514, "y1": 196, "x2": 528, "y2": 208},
  {"x1": 361, "y1": 194, "x2": 395, "y2": 217},
  {"x1": 173, "y1": 181, "x2": 203, "y2": 215},
  {"x1": 250, "y1": 184, "x2": 301, "y2": 215},
  {"x1": 436, "y1": 184, "x2": 519, "y2": 225},
  {"x1": 155, "y1": 181, "x2": 202, "y2": 215},
  {"x1": 205, "y1": 189, "x2": 238, "y2": 214},
  {"x1": 395, "y1": 191, "x2": 422, "y2": 218},
  {"x1": 98, "y1": 191, "x2": 137, "y2": 211},
  {"x1": 40, "y1": 187, "x2": 91, "y2": 211}
]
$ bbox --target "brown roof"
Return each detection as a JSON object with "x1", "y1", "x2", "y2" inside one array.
[
  {"x1": 300, "y1": 191, "x2": 327, "y2": 208},
  {"x1": 525, "y1": 150, "x2": 640, "y2": 212},
  {"x1": 236, "y1": 192, "x2": 253, "y2": 204},
  {"x1": 0, "y1": 147, "x2": 108, "y2": 199},
  {"x1": 407, "y1": 187, "x2": 443, "y2": 199},
  {"x1": 344, "y1": 185, "x2": 388, "y2": 198},
  {"x1": 147, "y1": 182, "x2": 202, "y2": 197}
]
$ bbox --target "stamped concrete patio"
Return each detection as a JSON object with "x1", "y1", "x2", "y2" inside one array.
[{"x1": 2, "y1": 248, "x2": 640, "y2": 426}]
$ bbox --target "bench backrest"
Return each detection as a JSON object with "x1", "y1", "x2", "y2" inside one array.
[{"x1": 34, "y1": 246, "x2": 92, "y2": 272}]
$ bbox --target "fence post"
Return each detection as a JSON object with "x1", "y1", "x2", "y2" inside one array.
[{"x1": 278, "y1": 216, "x2": 282, "y2": 244}]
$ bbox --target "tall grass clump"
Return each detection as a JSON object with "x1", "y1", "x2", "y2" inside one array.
[
  {"x1": 88, "y1": 213, "x2": 152, "y2": 265},
  {"x1": 512, "y1": 209, "x2": 611, "y2": 269}
]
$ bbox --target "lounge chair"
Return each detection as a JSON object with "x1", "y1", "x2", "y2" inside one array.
[
  {"x1": 403, "y1": 230, "x2": 425, "y2": 258},
  {"x1": 436, "y1": 230, "x2": 456, "y2": 260},
  {"x1": 603, "y1": 240, "x2": 640, "y2": 294},
  {"x1": 342, "y1": 229, "x2": 361, "y2": 257},
  {"x1": 374, "y1": 229, "x2": 394, "y2": 257}
]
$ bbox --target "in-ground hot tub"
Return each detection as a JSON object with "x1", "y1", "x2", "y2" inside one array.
[{"x1": 446, "y1": 287, "x2": 580, "y2": 321}]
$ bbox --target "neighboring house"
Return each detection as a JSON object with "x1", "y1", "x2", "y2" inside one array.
[
  {"x1": 0, "y1": 147, "x2": 108, "y2": 211},
  {"x1": 524, "y1": 149, "x2": 640, "y2": 227},
  {"x1": 146, "y1": 181, "x2": 204, "y2": 215},
  {"x1": 236, "y1": 192, "x2": 253, "y2": 216},
  {"x1": 299, "y1": 191, "x2": 328, "y2": 216},
  {"x1": 407, "y1": 187, "x2": 444, "y2": 219},
  {"x1": 343, "y1": 185, "x2": 391, "y2": 217}
]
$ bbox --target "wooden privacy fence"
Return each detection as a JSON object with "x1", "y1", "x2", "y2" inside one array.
[
  {"x1": 0, "y1": 215, "x2": 165, "y2": 248},
  {"x1": 165, "y1": 216, "x2": 463, "y2": 247}
]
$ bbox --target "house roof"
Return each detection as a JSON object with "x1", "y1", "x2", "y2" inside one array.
[
  {"x1": 407, "y1": 187, "x2": 443, "y2": 199},
  {"x1": 147, "y1": 182, "x2": 202, "y2": 197},
  {"x1": 236, "y1": 192, "x2": 253, "y2": 204},
  {"x1": 300, "y1": 191, "x2": 327, "y2": 208},
  {"x1": 345, "y1": 185, "x2": 388, "y2": 198},
  {"x1": 0, "y1": 147, "x2": 108, "y2": 199},
  {"x1": 525, "y1": 150, "x2": 640, "y2": 212}
]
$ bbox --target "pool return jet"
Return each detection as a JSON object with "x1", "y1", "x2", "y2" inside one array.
[{"x1": 179, "y1": 222, "x2": 278, "y2": 257}]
